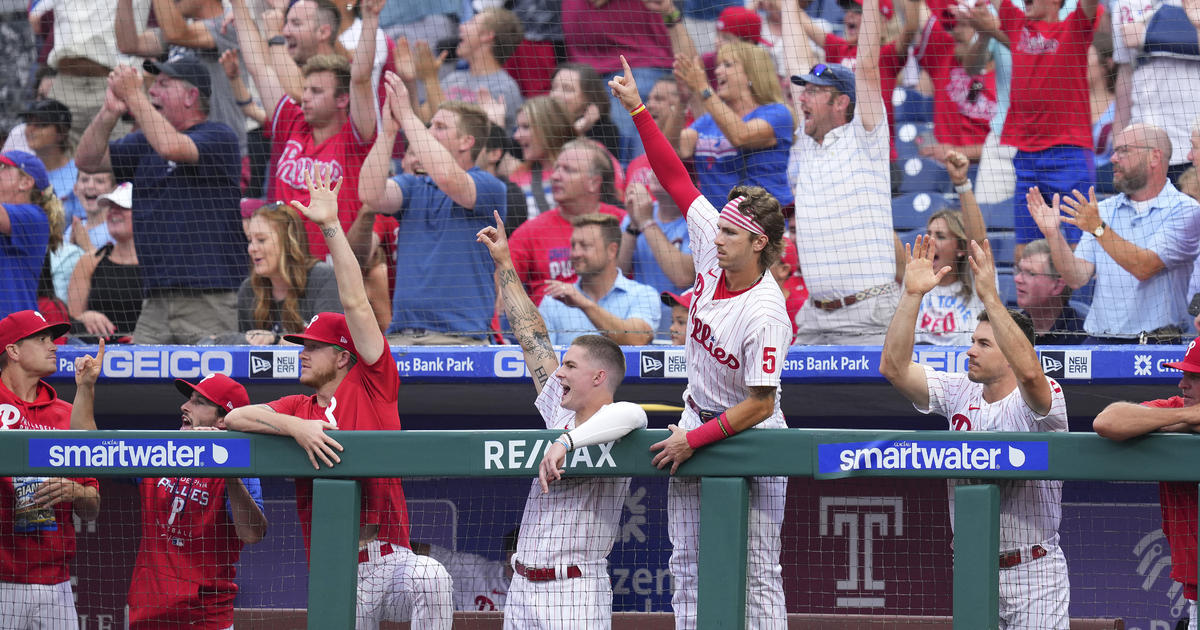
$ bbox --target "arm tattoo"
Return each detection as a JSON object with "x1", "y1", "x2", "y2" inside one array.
[
  {"x1": 321, "y1": 226, "x2": 338, "y2": 239},
  {"x1": 250, "y1": 417, "x2": 285, "y2": 435},
  {"x1": 533, "y1": 365, "x2": 550, "y2": 387}
]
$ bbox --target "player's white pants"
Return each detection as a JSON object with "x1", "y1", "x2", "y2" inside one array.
[
  {"x1": 503, "y1": 562, "x2": 611, "y2": 630},
  {"x1": 997, "y1": 538, "x2": 1069, "y2": 630},
  {"x1": 355, "y1": 541, "x2": 454, "y2": 630},
  {"x1": 667, "y1": 476, "x2": 787, "y2": 630},
  {"x1": 0, "y1": 580, "x2": 77, "y2": 630},
  {"x1": 1188, "y1": 599, "x2": 1197, "y2": 630}
]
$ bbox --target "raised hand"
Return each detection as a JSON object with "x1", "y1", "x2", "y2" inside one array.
[
  {"x1": 944, "y1": 150, "x2": 969, "y2": 184},
  {"x1": 108, "y1": 65, "x2": 143, "y2": 103},
  {"x1": 289, "y1": 164, "x2": 343, "y2": 228},
  {"x1": 672, "y1": 53, "x2": 708, "y2": 95},
  {"x1": 383, "y1": 71, "x2": 413, "y2": 123},
  {"x1": 625, "y1": 182, "x2": 654, "y2": 225},
  {"x1": 74, "y1": 338, "x2": 106, "y2": 386},
  {"x1": 219, "y1": 48, "x2": 242, "y2": 81},
  {"x1": 607, "y1": 55, "x2": 643, "y2": 113},
  {"x1": 413, "y1": 40, "x2": 448, "y2": 80},
  {"x1": 392, "y1": 36, "x2": 417, "y2": 83},
  {"x1": 903, "y1": 234, "x2": 951, "y2": 296},
  {"x1": 475, "y1": 210, "x2": 512, "y2": 267},
  {"x1": 1026, "y1": 186, "x2": 1062, "y2": 236},
  {"x1": 967, "y1": 239, "x2": 999, "y2": 302},
  {"x1": 1060, "y1": 187, "x2": 1102, "y2": 234},
  {"x1": 477, "y1": 87, "x2": 507, "y2": 128}
]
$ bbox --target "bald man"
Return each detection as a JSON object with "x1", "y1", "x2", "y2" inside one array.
[{"x1": 1026, "y1": 123, "x2": 1200, "y2": 343}]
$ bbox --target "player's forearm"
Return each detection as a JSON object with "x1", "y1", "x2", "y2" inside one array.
[
  {"x1": 565, "y1": 401, "x2": 648, "y2": 447},
  {"x1": 319, "y1": 221, "x2": 374, "y2": 319},
  {"x1": 70, "y1": 385, "x2": 97, "y2": 431},
  {"x1": 225, "y1": 406, "x2": 298, "y2": 437},
  {"x1": 982, "y1": 295, "x2": 1049, "y2": 406},
  {"x1": 227, "y1": 479, "x2": 268, "y2": 544},
  {"x1": 72, "y1": 485, "x2": 101, "y2": 521},
  {"x1": 724, "y1": 387, "x2": 777, "y2": 432},
  {"x1": 633, "y1": 109, "x2": 701, "y2": 213},
  {"x1": 497, "y1": 267, "x2": 556, "y2": 388},
  {"x1": 1094, "y1": 402, "x2": 1200, "y2": 441},
  {"x1": 880, "y1": 292, "x2": 922, "y2": 381}
]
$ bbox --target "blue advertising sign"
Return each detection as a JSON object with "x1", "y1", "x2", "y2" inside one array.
[
  {"x1": 28, "y1": 438, "x2": 252, "y2": 469},
  {"x1": 817, "y1": 440, "x2": 1050, "y2": 475}
]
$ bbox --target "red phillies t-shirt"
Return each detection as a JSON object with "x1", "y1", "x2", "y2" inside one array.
[
  {"x1": 822, "y1": 35, "x2": 907, "y2": 161},
  {"x1": 1145, "y1": 396, "x2": 1199, "y2": 599},
  {"x1": 998, "y1": 0, "x2": 1095, "y2": 152},
  {"x1": 0, "y1": 378, "x2": 98, "y2": 584},
  {"x1": 267, "y1": 351, "x2": 410, "y2": 554},
  {"x1": 915, "y1": 19, "x2": 997, "y2": 148},
  {"x1": 265, "y1": 98, "x2": 374, "y2": 259},
  {"x1": 783, "y1": 275, "x2": 808, "y2": 335},
  {"x1": 507, "y1": 204, "x2": 627, "y2": 305}
]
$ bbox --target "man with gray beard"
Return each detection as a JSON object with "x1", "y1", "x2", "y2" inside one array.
[{"x1": 1027, "y1": 123, "x2": 1200, "y2": 343}]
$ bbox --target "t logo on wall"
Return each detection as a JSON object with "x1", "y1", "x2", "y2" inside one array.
[{"x1": 819, "y1": 496, "x2": 903, "y2": 608}]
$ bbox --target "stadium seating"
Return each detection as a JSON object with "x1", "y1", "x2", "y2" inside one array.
[
  {"x1": 892, "y1": 192, "x2": 952, "y2": 231},
  {"x1": 892, "y1": 87, "x2": 934, "y2": 123},
  {"x1": 899, "y1": 156, "x2": 952, "y2": 194}
]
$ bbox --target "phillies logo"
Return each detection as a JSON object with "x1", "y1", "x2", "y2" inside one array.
[
  {"x1": 690, "y1": 316, "x2": 740, "y2": 369},
  {"x1": 951, "y1": 413, "x2": 972, "y2": 431},
  {"x1": 275, "y1": 141, "x2": 345, "y2": 190}
]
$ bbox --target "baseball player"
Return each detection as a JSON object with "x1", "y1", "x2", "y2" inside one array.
[
  {"x1": 610, "y1": 57, "x2": 792, "y2": 630},
  {"x1": 414, "y1": 530, "x2": 517, "y2": 612},
  {"x1": 477, "y1": 210, "x2": 649, "y2": 628},
  {"x1": 127, "y1": 373, "x2": 268, "y2": 629},
  {"x1": 880, "y1": 236, "x2": 1070, "y2": 629},
  {"x1": 224, "y1": 166, "x2": 453, "y2": 630},
  {"x1": 1094, "y1": 338, "x2": 1200, "y2": 629},
  {"x1": 0, "y1": 310, "x2": 104, "y2": 629}
]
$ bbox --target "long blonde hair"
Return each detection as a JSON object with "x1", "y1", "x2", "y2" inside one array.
[
  {"x1": 249, "y1": 204, "x2": 316, "y2": 333},
  {"x1": 32, "y1": 185, "x2": 64, "y2": 251},
  {"x1": 716, "y1": 40, "x2": 784, "y2": 107}
]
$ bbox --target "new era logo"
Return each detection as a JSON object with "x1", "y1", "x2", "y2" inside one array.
[
  {"x1": 640, "y1": 352, "x2": 665, "y2": 378},
  {"x1": 1040, "y1": 354, "x2": 1063, "y2": 375},
  {"x1": 249, "y1": 352, "x2": 274, "y2": 378}
]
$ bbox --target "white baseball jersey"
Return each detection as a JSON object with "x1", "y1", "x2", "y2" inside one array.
[
  {"x1": 425, "y1": 544, "x2": 509, "y2": 611},
  {"x1": 916, "y1": 366, "x2": 1068, "y2": 547},
  {"x1": 680, "y1": 195, "x2": 791, "y2": 430},
  {"x1": 513, "y1": 377, "x2": 632, "y2": 568}
]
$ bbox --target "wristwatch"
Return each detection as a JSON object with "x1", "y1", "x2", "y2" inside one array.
[
  {"x1": 268, "y1": 35, "x2": 287, "y2": 47},
  {"x1": 625, "y1": 222, "x2": 642, "y2": 237},
  {"x1": 700, "y1": 88, "x2": 714, "y2": 101},
  {"x1": 1092, "y1": 221, "x2": 1107, "y2": 237}
]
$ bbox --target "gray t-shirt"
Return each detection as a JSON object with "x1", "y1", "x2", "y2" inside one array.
[
  {"x1": 440, "y1": 69, "x2": 525, "y2": 131},
  {"x1": 235, "y1": 262, "x2": 343, "y2": 333}
]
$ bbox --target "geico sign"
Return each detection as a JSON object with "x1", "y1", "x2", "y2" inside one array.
[{"x1": 103, "y1": 349, "x2": 234, "y2": 379}]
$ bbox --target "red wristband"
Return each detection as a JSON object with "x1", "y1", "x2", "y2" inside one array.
[{"x1": 685, "y1": 413, "x2": 738, "y2": 449}]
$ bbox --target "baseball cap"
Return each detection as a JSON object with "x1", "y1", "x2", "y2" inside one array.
[
  {"x1": 21, "y1": 99, "x2": 72, "y2": 129},
  {"x1": 0, "y1": 151, "x2": 50, "y2": 191},
  {"x1": 97, "y1": 182, "x2": 133, "y2": 210},
  {"x1": 1162, "y1": 338, "x2": 1200, "y2": 374},
  {"x1": 838, "y1": 0, "x2": 895, "y2": 20},
  {"x1": 144, "y1": 54, "x2": 212, "y2": 99},
  {"x1": 790, "y1": 63, "x2": 857, "y2": 104},
  {"x1": 283, "y1": 312, "x2": 358, "y2": 359},
  {"x1": 717, "y1": 6, "x2": 766, "y2": 45},
  {"x1": 175, "y1": 373, "x2": 250, "y2": 412},
  {"x1": 660, "y1": 290, "x2": 693, "y2": 310},
  {"x1": 0, "y1": 310, "x2": 71, "y2": 349}
]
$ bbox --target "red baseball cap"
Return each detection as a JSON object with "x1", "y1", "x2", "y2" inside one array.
[
  {"x1": 1163, "y1": 338, "x2": 1200, "y2": 374},
  {"x1": 283, "y1": 312, "x2": 358, "y2": 358},
  {"x1": 175, "y1": 373, "x2": 250, "y2": 412},
  {"x1": 661, "y1": 289, "x2": 694, "y2": 310},
  {"x1": 717, "y1": 6, "x2": 766, "y2": 45},
  {"x1": 0, "y1": 310, "x2": 71, "y2": 349},
  {"x1": 840, "y1": 0, "x2": 895, "y2": 20}
]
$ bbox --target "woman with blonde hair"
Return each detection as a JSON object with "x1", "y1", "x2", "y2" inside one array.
[
  {"x1": 236, "y1": 202, "x2": 342, "y2": 345},
  {"x1": 510, "y1": 96, "x2": 576, "y2": 218},
  {"x1": 0, "y1": 151, "x2": 64, "y2": 315},
  {"x1": 673, "y1": 40, "x2": 795, "y2": 208}
]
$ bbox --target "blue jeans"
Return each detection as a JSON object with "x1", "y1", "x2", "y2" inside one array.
[
  {"x1": 1012, "y1": 145, "x2": 1095, "y2": 245},
  {"x1": 604, "y1": 66, "x2": 672, "y2": 166}
]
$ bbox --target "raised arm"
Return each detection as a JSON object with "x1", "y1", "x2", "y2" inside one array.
[
  {"x1": 947, "y1": 151, "x2": 987, "y2": 244},
  {"x1": 349, "y1": 0, "x2": 383, "y2": 141},
  {"x1": 1062, "y1": 187, "x2": 1166, "y2": 282},
  {"x1": 115, "y1": 0, "x2": 165, "y2": 57},
  {"x1": 880, "y1": 236, "x2": 948, "y2": 408},
  {"x1": 386, "y1": 73, "x2": 479, "y2": 209},
  {"x1": 781, "y1": 0, "x2": 819, "y2": 77},
  {"x1": 856, "y1": 0, "x2": 886, "y2": 132},
  {"x1": 969, "y1": 239, "x2": 1051, "y2": 415},
  {"x1": 290, "y1": 166, "x2": 386, "y2": 364},
  {"x1": 230, "y1": 0, "x2": 288, "y2": 114},
  {"x1": 110, "y1": 66, "x2": 199, "y2": 163},
  {"x1": 359, "y1": 90, "x2": 404, "y2": 214},
  {"x1": 609, "y1": 56, "x2": 701, "y2": 213},
  {"x1": 76, "y1": 87, "x2": 126, "y2": 173},
  {"x1": 70, "y1": 340, "x2": 105, "y2": 431},
  {"x1": 477, "y1": 210, "x2": 558, "y2": 392},
  {"x1": 644, "y1": 0, "x2": 700, "y2": 62},
  {"x1": 1027, "y1": 187, "x2": 1096, "y2": 289},
  {"x1": 151, "y1": 0, "x2": 216, "y2": 49}
]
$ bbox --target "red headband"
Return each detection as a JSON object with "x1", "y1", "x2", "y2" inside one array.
[{"x1": 719, "y1": 196, "x2": 765, "y2": 235}]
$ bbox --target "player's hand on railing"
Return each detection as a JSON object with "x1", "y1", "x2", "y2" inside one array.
[
  {"x1": 903, "y1": 234, "x2": 950, "y2": 297},
  {"x1": 476, "y1": 210, "x2": 513, "y2": 268},
  {"x1": 290, "y1": 164, "x2": 343, "y2": 229},
  {"x1": 1059, "y1": 187, "x2": 1102, "y2": 235},
  {"x1": 608, "y1": 55, "x2": 643, "y2": 113},
  {"x1": 650, "y1": 424, "x2": 694, "y2": 475},
  {"x1": 967, "y1": 239, "x2": 1000, "y2": 303},
  {"x1": 74, "y1": 338, "x2": 106, "y2": 387},
  {"x1": 538, "y1": 442, "x2": 568, "y2": 493},
  {"x1": 287, "y1": 418, "x2": 343, "y2": 469},
  {"x1": 1026, "y1": 186, "x2": 1062, "y2": 236}
]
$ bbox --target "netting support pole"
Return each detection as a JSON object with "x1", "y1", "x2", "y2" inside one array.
[
  {"x1": 697, "y1": 476, "x2": 749, "y2": 630},
  {"x1": 308, "y1": 478, "x2": 361, "y2": 629},
  {"x1": 953, "y1": 483, "x2": 999, "y2": 629}
]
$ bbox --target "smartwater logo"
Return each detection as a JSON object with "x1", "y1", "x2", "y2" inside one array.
[
  {"x1": 817, "y1": 440, "x2": 1049, "y2": 474},
  {"x1": 29, "y1": 439, "x2": 252, "y2": 469}
]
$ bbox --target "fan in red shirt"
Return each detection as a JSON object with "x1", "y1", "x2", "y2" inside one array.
[
  {"x1": 0, "y1": 311, "x2": 103, "y2": 627},
  {"x1": 225, "y1": 166, "x2": 453, "y2": 629},
  {"x1": 770, "y1": 237, "x2": 808, "y2": 336},
  {"x1": 1094, "y1": 338, "x2": 1200, "y2": 628}
]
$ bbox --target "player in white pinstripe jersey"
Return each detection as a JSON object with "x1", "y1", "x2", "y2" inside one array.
[
  {"x1": 610, "y1": 56, "x2": 792, "y2": 630},
  {"x1": 477, "y1": 211, "x2": 649, "y2": 629}
]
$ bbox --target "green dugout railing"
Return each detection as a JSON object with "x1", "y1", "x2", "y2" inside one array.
[{"x1": 5, "y1": 427, "x2": 1200, "y2": 629}]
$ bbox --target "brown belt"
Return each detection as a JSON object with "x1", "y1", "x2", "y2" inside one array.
[
  {"x1": 812, "y1": 283, "x2": 894, "y2": 312},
  {"x1": 515, "y1": 560, "x2": 582, "y2": 582},
  {"x1": 56, "y1": 57, "x2": 111, "y2": 78},
  {"x1": 686, "y1": 396, "x2": 721, "y2": 421},
  {"x1": 998, "y1": 544, "x2": 1047, "y2": 569}
]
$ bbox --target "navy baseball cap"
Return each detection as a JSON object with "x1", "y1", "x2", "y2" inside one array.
[
  {"x1": 0, "y1": 151, "x2": 50, "y2": 191},
  {"x1": 21, "y1": 99, "x2": 71, "y2": 129},
  {"x1": 144, "y1": 54, "x2": 211, "y2": 99},
  {"x1": 791, "y1": 63, "x2": 857, "y2": 104}
]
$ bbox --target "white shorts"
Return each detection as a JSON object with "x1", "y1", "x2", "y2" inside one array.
[
  {"x1": 998, "y1": 540, "x2": 1070, "y2": 630},
  {"x1": 0, "y1": 580, "x2": 77, "y2": 630},
  {"x1": 356, "y1": 541, "x2": 454, "y2": 630},
  {"x1": 503, "y1": 564, "x2": 611, "y2": 630}
]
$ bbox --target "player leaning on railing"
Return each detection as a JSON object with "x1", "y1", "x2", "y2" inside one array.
[{"x1": 476, "y1": 208, "x2": 647, "y2": 628}]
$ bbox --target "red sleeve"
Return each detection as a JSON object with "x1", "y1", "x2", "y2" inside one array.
[
  {"x1": 880, "y1": 42, "x2": 907, "y2": 79},
  {"x1": 823, "y1": 33, "x2": 852, "y2": 63},
  {"x1": 355, "y1": 348, "x2": 400, "y2": 407},
  {"x1": 71, "y1": 478, "x2": 99, "y2": 489},
  {"x1": 1142, "y1": 397, "x2": 1185, "y2": 409},
  {"x1": 916, "y1": 19, "x2": 955, "y2": 71},
  {"x1": 632, "y1": 109, "x2": 700, "y2": 216},
  {"x1": 267, "y1": 394, "x2": 308, "y2": 415},
  {"x1": 997, "y1": 0, "x2": 1025, "y2": 41}
]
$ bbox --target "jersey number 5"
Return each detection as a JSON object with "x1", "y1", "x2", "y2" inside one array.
[{"x1": 762, "y1": 347, "x2": 777, "y2": 373}]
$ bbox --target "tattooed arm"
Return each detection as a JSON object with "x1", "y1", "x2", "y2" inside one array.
[{"x1": 477, "y1": 211, "x2": 559, "y2": 393}]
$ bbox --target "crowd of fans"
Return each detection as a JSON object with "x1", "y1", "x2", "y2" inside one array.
[{"x1": 4, "y1": 0, "x2": 1200, "y2": 347}]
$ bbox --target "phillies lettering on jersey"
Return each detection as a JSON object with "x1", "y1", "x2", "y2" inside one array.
[
  {"x1": 274, "y1": 140, "x2": 347, "y2": 192},
  {"x1": 689, "y1": 315, "x2": 741, "y2": 369}
]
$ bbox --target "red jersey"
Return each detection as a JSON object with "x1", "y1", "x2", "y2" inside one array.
[
  {"x1": 1145, "y1": 396, "x2": 1198, "y2": 599},
  {"x1": 782, "y1": 275, "x2": 808, "y2": 336},
  {"x1": 915, "y1": 19, "x2": 997, "y2": 148},
  {"x1": 822, "y1": 36, "x2": 907, "y2": 160},
  {"x1": 265, "y1": 98, "x2": 374, "y2": 259},
  {"x1": 507, "y1": 204, "x2": 627, "y2": 305},
  {"x1": 0, "y1": 376, "x2": 98, "y2": 584},
  {"x1": 998, "y1": 0, "x2": 1095, "y2": 152},
  {"x1": 129, "y1": 476, "x2": 251, "y2": 629},
  {"x1": 267, "y1": 351, "x2": 410, "y2": 554}
]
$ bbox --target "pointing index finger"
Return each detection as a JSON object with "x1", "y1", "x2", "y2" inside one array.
[{"x1": 620, "y1": 54, "x2": 633, "y2": 78}]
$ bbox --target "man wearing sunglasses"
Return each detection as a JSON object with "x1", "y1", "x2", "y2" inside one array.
[{"x1": 781, "y1": 0, "x2": 902, "y2": 345}]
